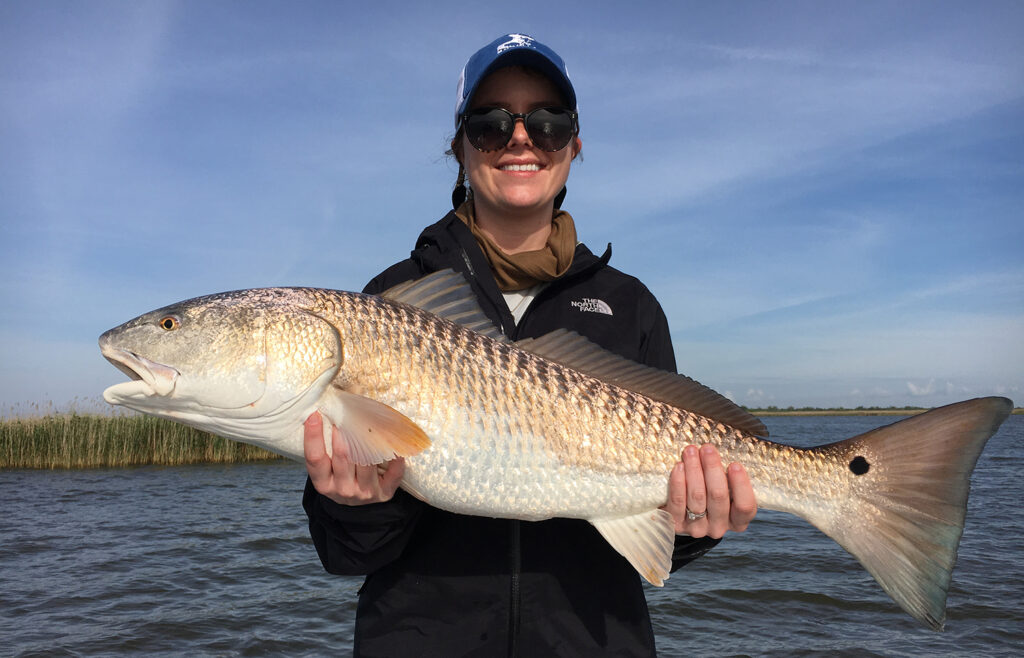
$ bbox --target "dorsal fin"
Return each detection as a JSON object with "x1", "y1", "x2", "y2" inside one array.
[
  {"x1": 380, "y1": 270, "x2": 506, "y2": 341},
  {"x1": 516, "y1": 329, "x2": 768, "y2": 437}
]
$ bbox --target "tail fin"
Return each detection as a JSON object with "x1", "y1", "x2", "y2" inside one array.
[{"x1": 814, "y1": 397, "x2": 1011, "y2": 630}]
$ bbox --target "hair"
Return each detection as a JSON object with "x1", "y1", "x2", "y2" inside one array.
[{"x1": 446, "y1": 126, "x2": 466, "y2": 166}]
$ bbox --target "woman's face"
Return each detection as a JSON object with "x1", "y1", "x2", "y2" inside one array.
[{"x1": 460, "y1": 67, "x2": 581, "y2": 219}]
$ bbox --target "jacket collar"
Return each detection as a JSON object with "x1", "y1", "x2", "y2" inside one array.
[{"x1": 409, "y1": 211, "x2": 611, "y2": 336}]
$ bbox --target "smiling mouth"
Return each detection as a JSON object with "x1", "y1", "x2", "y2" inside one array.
[{"x1": 500, "y1": 163, "x2": 541, "y2": 172}]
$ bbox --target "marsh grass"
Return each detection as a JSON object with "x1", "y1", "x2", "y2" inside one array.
[{"x1": 0, "y1": 412, "x2": 282, "y2": 469}]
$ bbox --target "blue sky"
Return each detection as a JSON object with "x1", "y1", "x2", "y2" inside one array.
[{"x1": 2, "y1": 1, "x2": 1022, "y2": 413}]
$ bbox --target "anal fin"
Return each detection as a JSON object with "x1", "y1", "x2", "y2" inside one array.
[{"x1": 591, "y1": 509, "x2": 676, "y2": 586}]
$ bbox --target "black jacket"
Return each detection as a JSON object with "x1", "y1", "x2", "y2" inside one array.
[{"x1": 304, "y1": 211, "x2": 720, "y2": 657}]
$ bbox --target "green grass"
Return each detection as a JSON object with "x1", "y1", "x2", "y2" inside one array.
[
  {"x1": 4, "y1": 401, "x2": 1019, "y2": 470},
  {"x1": 0, "y1": 412, "x2": 282, "y2": 469}
]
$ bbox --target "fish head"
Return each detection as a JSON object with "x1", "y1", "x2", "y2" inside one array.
[{"x1": 99, "y1": 289, "x2": 342, "y2": 447}]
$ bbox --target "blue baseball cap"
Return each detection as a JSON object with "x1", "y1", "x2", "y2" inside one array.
[{"x1": 454, "y1": 33, "x2": 576, "y2": 128}]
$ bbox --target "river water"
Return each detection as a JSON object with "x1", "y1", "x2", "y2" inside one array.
[{"x1": 1, "y1": 415, "x2": 1020, "y2": 656}]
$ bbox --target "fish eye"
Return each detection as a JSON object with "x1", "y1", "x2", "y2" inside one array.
[{"x1": 158, "y1": 316, "x2": 180, "y2": 331}]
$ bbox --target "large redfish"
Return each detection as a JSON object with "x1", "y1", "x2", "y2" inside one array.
[{"x1": 99, "y1": 270, "x2": 1012, "y2": 629}]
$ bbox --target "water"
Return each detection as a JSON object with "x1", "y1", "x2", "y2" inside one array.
[
  {"x1": 1, "y1": 415, "x2": 1021, "y2": 656},
  {"x1": 646, "y1": 414, "x2": 1024, "y2": 657}
]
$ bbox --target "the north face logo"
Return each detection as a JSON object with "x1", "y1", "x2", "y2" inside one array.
[{"x1": 570, "y1": 298, "x2": 613, "y2": 316}]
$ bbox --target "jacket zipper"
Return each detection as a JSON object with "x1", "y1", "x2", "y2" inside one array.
[
  {"x1": 507, "y1": 520, "x2": 521, "y2": 658},
  {"x1": 459, "y1": 247, "x2": 522, "y2": 656},
  {"x1": 458, "y1": 242, "x2": 611, "y2": 657}
]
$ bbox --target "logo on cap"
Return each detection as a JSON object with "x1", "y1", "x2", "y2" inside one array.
[{"x1": 497, "y1": 33, "x2": 534, "y2": 54}]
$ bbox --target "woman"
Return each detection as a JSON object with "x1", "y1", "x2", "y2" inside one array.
[{"x1": 303, "y1": 34, "x2": 757, "y2": 656}]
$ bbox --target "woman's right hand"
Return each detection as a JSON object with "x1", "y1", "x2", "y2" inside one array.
[{"x1": 303, "y1": 412, "x2": 406, "y2": 505}]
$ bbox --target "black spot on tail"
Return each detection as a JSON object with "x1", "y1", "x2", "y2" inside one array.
[{"x1": 849, "y1": 455, "x2": 870, "y2": 475}]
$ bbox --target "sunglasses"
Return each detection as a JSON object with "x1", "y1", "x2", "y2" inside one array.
[{"x1": 460, "y1": 107, "x2": 579, "y2": 153}]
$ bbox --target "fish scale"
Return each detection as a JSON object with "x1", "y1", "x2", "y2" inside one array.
[
  {"x1": 99, "y1": 270, "x2": 1012, "y2": 630},
  {"x1": 331, "y1": 294, "x2": 688, "y2": 516}
]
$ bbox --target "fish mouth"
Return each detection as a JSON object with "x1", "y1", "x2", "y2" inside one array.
[{"x1": 100, "y1": 341, "x2": 179, "y2": 403}]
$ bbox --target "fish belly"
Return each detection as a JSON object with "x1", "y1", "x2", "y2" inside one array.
[{"x1": 399, "y1": 420, "x2": 667, "y2": 522}]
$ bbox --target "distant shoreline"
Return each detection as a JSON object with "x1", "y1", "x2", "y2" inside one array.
[
  {"x1": 747, "y1": 407, "x2": 1024, "y2": 416},
  {"x1": 2, "y1": 407, "x2": 1019, "y2": 469}
]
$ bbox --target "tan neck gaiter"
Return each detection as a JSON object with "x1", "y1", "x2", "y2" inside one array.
[{"x1": 455, "y1": 201, "x2": 577, "y2": 292}]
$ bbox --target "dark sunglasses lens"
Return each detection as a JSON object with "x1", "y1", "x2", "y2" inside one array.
[
  {"x1": 465, "y1": 109, "x2": 513, "y2": 151},
  {"x1": 464, "y1": 108, "x2": 576, "y2": 152},
  {"x1": 526, "y1": 109, "x2": 574, "y2": 151}
]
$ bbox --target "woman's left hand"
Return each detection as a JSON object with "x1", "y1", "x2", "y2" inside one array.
[{"x1": 662, "y1": 444, "x2": 757, "y2": 538}]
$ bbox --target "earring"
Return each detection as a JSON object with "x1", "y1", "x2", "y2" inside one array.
[{"x1": 451, "y1": 166, "x2": 467, "y2": 209}]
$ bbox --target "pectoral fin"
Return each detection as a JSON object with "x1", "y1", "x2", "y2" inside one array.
[
  {"x1": 317, "y1": 389, "x2": 431, "y2": 465},
  {"x1": 591, "y1": 509, "x2": 676, "y2": 586}
]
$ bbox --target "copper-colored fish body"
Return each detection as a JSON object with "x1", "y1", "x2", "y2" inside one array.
[{"x1": 100, "y1": 271, "x2": 1013, "y2": 630}]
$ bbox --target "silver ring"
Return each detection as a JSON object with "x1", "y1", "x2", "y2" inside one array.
[{"x1": 686, "y1": 508, "x2": 707, "y2": 521}]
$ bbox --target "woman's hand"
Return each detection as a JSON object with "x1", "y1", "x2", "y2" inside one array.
[
  {"x1": 303, "y1": 412, "x2": 405, "y2": 506},
  {"x1": 662, "y1": 444, "x2": 757, "y2": 538}
]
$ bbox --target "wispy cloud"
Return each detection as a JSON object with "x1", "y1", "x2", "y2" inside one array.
[{"x1": 573, "y1": 22, "x2": 1024, "y2": 223}]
